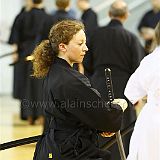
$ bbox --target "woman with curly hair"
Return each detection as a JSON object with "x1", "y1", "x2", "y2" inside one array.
[{"x1": 32, "y1": 20, "x2": 125, "y2": 160}]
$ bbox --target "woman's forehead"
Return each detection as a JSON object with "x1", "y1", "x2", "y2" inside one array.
[{"x1": 72, "y1": 29, "x2": 86, "y2": 41}]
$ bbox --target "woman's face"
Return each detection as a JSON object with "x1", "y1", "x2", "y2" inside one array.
[{"x1": 64, "y1": 29, "x2": 88, "y2": 65}]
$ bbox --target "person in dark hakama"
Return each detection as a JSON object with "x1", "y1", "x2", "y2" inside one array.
[
  {"x1": 83, "y1": 1, "x2": 145, "y2": 159},
  {"x1": 77, "y1": 0, "x2": 98, "y2": 43},
  {"x1": 137, "y1": 0, "x2": 160, "y2": 54},
  {"x1": 9, "y1": 0, "x2": 33, "y2": 45},
  {"x1": 8, "y1": 0, "x2": 54, "y2": 124},
  {"x1": 76, "y1": 0, "x2": 98, "y2": 74},
  {"x1": 8, "y1": 0, "x2": 32, "y2": 99},
  {"x1": 32, "y1": 19, "x2": 128, "y2": 160}
]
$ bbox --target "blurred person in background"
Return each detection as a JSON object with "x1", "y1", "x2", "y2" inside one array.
[
  {"x1": 77, "y1": 0, "x2": 98, "y2": 44},
  {"x1": 8, "y1": 0, "x2": 33, "y2": 63},
  {"x1": 8, "y1": 0, "x2": 53, "y2": 125},
  {"x1": 76, "y1": 0, "x2": 98, "y2": 74},
  {"x1": 50, "y1": 0, "x2": 77, "y2": 22},
  {"x1": 138, "y1": 0, "x2": 160, "y2": 54},
  {"x1": 83, "y1": 0, "x2": 145, "y2": 159}
]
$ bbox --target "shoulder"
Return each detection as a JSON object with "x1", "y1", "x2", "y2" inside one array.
[
  {"x1": 44, "y1": 13, "x2": 54, "y2": 22},
  {"x1": 116, "y1": 25, "x2": 134, "y2": 37},
  {"x1": 92, "y1": 26, "x2": 108, "y2": 35},
  {"x1": 47, "y1": 65, "x2": 77, "y2": 93},
  {"x1": 96, "y1": 24, "x2": 133, "y2": 36},
  {"x1": 50, "y1": 64, "x2": 89, "y2": 86},
  {"x1": 143, "y1": 10, "x2": 154, "y2": 17},
  {"x1": 139, "y1": 48, "x2": 160, "y2": 70},
  {"x1": 113, "y1": 25, "x2": 139, "y2": 43},
  {"x1": 120, "y1": 28, "x2": 139, "y2": 43},
  {"x1": 84, "y1": 8, "x2": 97, "y2": 17},
  {"x1": 14, "y1": 10, "x2": 27, "y2": 24},
  {"x1": 91, "y1": 25, "x2": 137, "y2": 44},
  {"x1": 133, "y1": 48, "x2": 160, "y2": 83},
  {"x1": 64, "y1": 68, "x2": 91, "y2": 87},
  {"x1": 139, "y1": 10, "x2": 154, "y2": 21},
  {"x1": 89, "y1": 8, "x2": 97, "y2": 15}
]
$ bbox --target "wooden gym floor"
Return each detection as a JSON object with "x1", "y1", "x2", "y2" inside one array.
[
  {"x1": 0, "y1": 96, "x2": 43, "y2": 160},
  {"x1": 0, "y1": 95, "x2": 145, "y2": 160}
]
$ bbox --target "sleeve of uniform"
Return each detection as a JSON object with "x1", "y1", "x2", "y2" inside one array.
[
  {"x1": 84, "y1": 12, "x2": 98, "y2": 33},
  {"x1": 130, "y1": 34, "x2": 145, "y2": 73},
  {"x1": 137, "y1": 13, "x2": 148, "y2": 32},
  {"x1": 8, "y1": 13, "x2": 23, "y2": 44},
  {"x1": 8, "y1": 16, "x2": 19, "y2": 44},
  {"x1": 124, "y1": 59, "x2": 147, "y2": 104},
  {"x1": 63, "y1": 79, "x2": 123, "y2": 132},
  {"x1": 41, "y1": 14, "x2": 54, "y2": 40}
]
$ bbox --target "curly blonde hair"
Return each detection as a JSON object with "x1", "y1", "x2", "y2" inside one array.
[{"x1": 32, "y1": 20, "x2": 84, "y2": 78}]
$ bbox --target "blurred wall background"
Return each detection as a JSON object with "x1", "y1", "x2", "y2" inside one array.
[{"x1": 0, "y1": 0, "x2": 151, "y2": 95}]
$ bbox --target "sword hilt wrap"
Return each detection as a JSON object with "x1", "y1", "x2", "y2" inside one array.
[{"x1": 105, "y1": 68, "x2": 127, "y2": 160}]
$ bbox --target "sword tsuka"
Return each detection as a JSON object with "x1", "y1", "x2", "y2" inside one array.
[
  {"x1": 104, "y1": 68, "x2": 127, "y2": 160},
  {"x1": 105, "y1": 68, "x2": 114, "y2": 103}
]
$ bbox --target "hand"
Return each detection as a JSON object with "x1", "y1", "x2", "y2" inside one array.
[
  {"x1": 100, "y1": 132, "x2": 115, "y2": 137},
  {"x1": 140, "y1": 27, "x2": 155, "y2": 40},
  {"x1": 26, "y1": 55, "x2": 34, "y2": 61},
  {"x1": 11, "y1": 44, "x2": 18, "y2": 63},
  {"x1": 12, "y1": 52, "x2": 19, "y2": 63},
  {"x1": 112, "y1": 98, "x2": 128, "y2": 112}
]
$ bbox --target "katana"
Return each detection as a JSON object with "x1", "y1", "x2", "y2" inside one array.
[
  {"x1": 0, "y1": 69, "x2": 132, "y2": 154},
  {"x1": 9, "y1": 55, "x2": 34, "y2": 65},
  {"x1": 105, "y1": 68, "x2": 126, "y2": 160},
  {"x1": 0, "y1": 120, "x2": 135, "y2": 151},
  {"x1": 0, "y1": 52, "x2": 16, "y2": 59}
]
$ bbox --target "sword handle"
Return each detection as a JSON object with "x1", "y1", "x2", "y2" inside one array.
[
  {"x1": 105, "y1": 68, "x2": 126, "y2": 160},
  {"x1": 105, "y1": 68, "x2": 114, "y2": 103}
]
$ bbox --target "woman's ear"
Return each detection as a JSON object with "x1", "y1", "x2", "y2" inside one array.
[{"x1": 59, "y1": 43, "x2": 67, "y2": 52}]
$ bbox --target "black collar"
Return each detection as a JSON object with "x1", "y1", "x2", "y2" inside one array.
[
  {"x1": 54, "y1": 57, "x2": 72, "y2": 68},
  {"x1": 108, "y1": 19, "x2": 123, "y2": 27}
]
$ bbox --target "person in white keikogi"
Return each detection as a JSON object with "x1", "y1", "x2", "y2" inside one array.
[{"x1": 124, "y1": 21, "x2": 160, "y2": 160}]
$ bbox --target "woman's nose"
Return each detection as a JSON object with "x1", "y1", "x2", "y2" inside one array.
[{"x1": 84, "y1": 44, "x2": 88, "y2": 51}]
